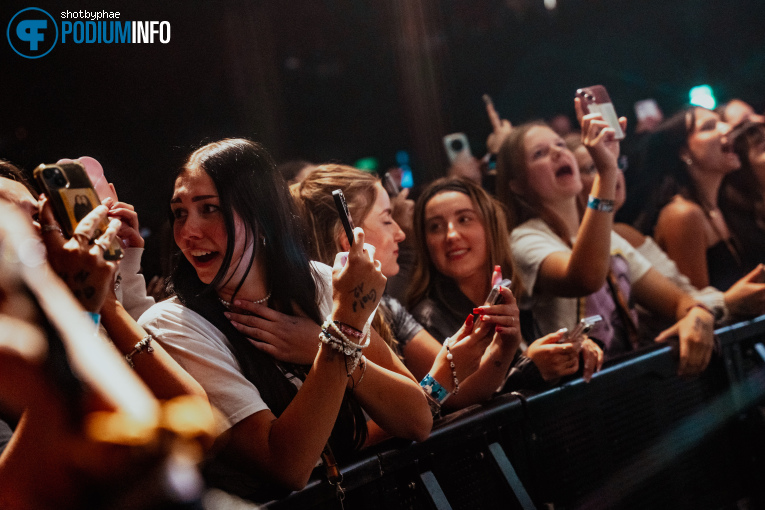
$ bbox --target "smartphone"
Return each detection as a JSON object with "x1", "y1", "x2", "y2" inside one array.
[
  {"x1": 575, "y1": 85, "x2": 625, "y2": 140},
  {"x1": 484, "y1": 278, "x2": 512, "y2": 306},
  {"x1": 443, "y1": 133, "x2": 472, "y2": 163},
  {"x1": 561, "y1": 315, "x2": 603, "y2": 345},
  {"x1": 332, "y1": 189, "x2": 355, "y2": 247},
  {"x1": 634, "y1": 99, "x2": 661, "y2": 122},
  {"x1": 33, "y1": 162, "x2": 123, "y2": 260},
  {"x1": 383, "y1": 173, "x2": 400, "y2": 198}
]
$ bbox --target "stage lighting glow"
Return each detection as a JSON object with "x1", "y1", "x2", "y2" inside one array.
[
  {"x1": 544, "y1": 0, "x2": 557, "y2": 10},
  {"x1": 689, "y1": 85, "x2": 716, "y2": 109}
]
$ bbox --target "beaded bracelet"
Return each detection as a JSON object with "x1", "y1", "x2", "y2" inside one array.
[
  {"x1": 587, "y1": 195, "x2": 615, "y2": 213},
  {"x1": 445, "y1": 342, "x2": 460, "y2": 395},
  {"x1": 125, "y1": 335, "x2": 154, "y2": 368}
]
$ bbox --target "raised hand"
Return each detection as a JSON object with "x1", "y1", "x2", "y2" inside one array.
[{"x1": 331, "y1": 228, "x2": 387, "y2": 331}]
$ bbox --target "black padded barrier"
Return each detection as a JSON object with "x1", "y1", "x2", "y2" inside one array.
[{"x1": 265, "y1": 315, "x2": 765, "y2": 510}]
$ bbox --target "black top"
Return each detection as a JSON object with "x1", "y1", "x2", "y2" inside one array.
[
  {"x1": 707, "y1": 239, "x2": 744, "y2": 292},
  {"x1": 410, "y1": 272, "x2": 549, "y2": 393}
]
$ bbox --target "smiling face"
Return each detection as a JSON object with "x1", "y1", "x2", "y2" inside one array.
[
  {"x1": 523, "y1": 125, "x2": 583, "y2": 205},
  {"x1": 685, "y1": 108, "x2": 740, "y2": 175},
  {"x1": 171, "y1": 166, "x2": 253, "y2": 287},
  {"x1": 424, "y1": 190, "x2": 488, "y2": 284},
  {"x1": 360, "y1": 182, "x2": 405, "y2": 277}
]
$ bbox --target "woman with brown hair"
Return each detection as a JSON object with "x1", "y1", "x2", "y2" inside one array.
[
  {"x1": 408, "y1": 176, "x2": 604, "y2": 384},
  {"x1": 284, "y1": 164, "x2": 519, "y2": 412},
  {"x1": 496, "y1": 101, "x2": 715, "y2": 376}
]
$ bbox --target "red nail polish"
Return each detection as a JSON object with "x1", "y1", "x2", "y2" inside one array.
[
  {"x1": 480, "y1": 315, "x2": 487, "y2": 322},
  {"x1": 473, "y1": 308, "x2": 482, "y2": 314},
  {"x1": 465, "y1": 314, "x2": 474, "y2": 328},
  {"x1": 495, "y1": 326, "x2": 503, "y2": 333},
  {"x1": 494, "y1": 265, "x2": 501, "y2": 272}
]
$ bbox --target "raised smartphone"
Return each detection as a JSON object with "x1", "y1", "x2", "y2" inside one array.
[
  {"x1": 332, "y1": 189, "x2": 355, "y2": 247},
  {"x1": 575, "y1": 85, "x2": 625, "y2": 140},
  {"x1": 443, "y1": 133, "x2": 472, "y2": 163},
  {"x1": 33, "y1": 162, "x2": 123, "y2": 260}
]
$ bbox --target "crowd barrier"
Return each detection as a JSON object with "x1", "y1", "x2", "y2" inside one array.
[{"x1": 263, "y1": 315, "x2": 765, "y2": 510}]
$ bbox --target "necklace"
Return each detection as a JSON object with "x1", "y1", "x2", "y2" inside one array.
[{"x1": 219, "y1": 291, "x2": 271, "y2": 308}]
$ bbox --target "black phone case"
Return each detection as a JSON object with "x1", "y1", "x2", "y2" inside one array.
[
  {"x1": 332, "y1": 189, "x2": 355, "y2": 246},
  {"x1": 33, "y1": 162, "x2": 123, "y2": 260}
]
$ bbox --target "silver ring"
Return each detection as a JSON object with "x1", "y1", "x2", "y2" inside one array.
[
  {"x1": 510, "y1": 316, "x2": 515, "y2": 326},
  {"x1": 94, "y1": 239, "x2": 110, "y2": 253},
  {"x1": 40, "y1": 224, "x2": 62, "y2": 235}
]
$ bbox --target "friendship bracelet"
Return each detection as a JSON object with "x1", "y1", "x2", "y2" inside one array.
[
  {"x1": 319, "y1": 328, "x2": 365, "y2": 376},
  {"x1": 445, "y1": 342, "x2": 460, "y2": 395},
  {"x1": 420, "y1": 373, "x2": 451, "y2": 403},
  {"x1": 587, "y1": 195, "x2": 615, "y2": 213},
  {"x1": 125, "y1": 335, "x2": 155, "y2": 368},
  {"x1": 352, "y1": 355, "x2": 367, "y2": 391}
]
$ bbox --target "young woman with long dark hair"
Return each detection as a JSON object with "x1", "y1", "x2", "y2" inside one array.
[{"x1": 138, "y1": 139, "x2": 431, "y2": 502}]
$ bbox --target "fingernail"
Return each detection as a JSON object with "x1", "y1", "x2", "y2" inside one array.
[
  {"x1": 494, "y1": 265, "x2": 501, "y2": 272},
  {"x1": 557, "y1": 328, "x2": 568, "y2": 334},
  {"x1": 473, "y1": 308, "x2": 482, "y2": 314},
  {"x1": 230, "y1": 320, "x2": 238, "y2": 327},
  {"x1": 495, "y1": 326, "x2": 503, "y2": 333},
  {"x1": 465, "y1": 314, "x2": 474, "y2": 328},
  {"x1": 480, "y1": 315, "x2": 487, "y2": 322},
  {"x1": 233, "y1": 300, "x2": 241, "y2": 306},
  {"x1": 224, "y1": 312, "x2": 231, "y2": 319}
]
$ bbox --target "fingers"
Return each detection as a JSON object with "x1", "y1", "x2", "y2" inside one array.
[
  {"x1": 74, "y1": 204, "x2": 110, "y2": 242},
  {"x1": 486, "y1": 100, "x2": 502, "y2": 130},
  {"x1": 351, "y1": 227, "x2": 366, "y2": 255},
  {"x1": 574, "y1": 97, "x2": 585, "y2": 124},
  {"x1": 537, "y1": 329, "x2": 568, "y2": 345},
  {"x1": 654, "y1": 323, "x2": 678, "y2": 344},
  {"x1": 491, "y1": 265, "x2": 502, "y2": 287},
  {"x1": 742, "y1": 263, "x2": 765, "y2": 283},
  {"x1": 38, "y1": 197, "x2": 67, "y2": 253},
  {"x1": 618, "y1": 116, "x2": 628, "y2": 132}
]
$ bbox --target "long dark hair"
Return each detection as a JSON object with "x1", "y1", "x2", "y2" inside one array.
[
  {"x1": 169, "y1": 139, "x2": 367, "y2": 459},
  {"x1": 634, "y1": 107, "x2": 706, "y2": 235}
]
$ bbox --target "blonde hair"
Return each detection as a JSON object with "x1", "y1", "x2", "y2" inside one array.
[
  {"x1": 291, "y1": 164, "x2": 399, "y2": 356},
  {"x1": 291, "y1": 164, "x2": 379, "y2": 265}
]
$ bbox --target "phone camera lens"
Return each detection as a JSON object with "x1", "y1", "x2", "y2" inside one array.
[
  {"x1": 42, "y1": 167, "x2": 55, "y2": 179},
  {"x1": 450, "y1": 139, "x2": 464, "y2": 152},
  {"x1": 54, "y1": 174, "x2": 67, "y2": 187}
]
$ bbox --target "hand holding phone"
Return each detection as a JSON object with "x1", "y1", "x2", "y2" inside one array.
[
  {"x1": 33, "y1": 162, "x2": 123, "y2": 260},
  {"x1": 332, "y1": 189, "x2": 355, "y2": 247},
  {"x1": 443, "y1": 133, "x2": 472, "y2": 163},
  {"x1": 560, "y1": 315, "x2": 602, "y2": 350},
  {"x1": 575, "y1": 85, "x2": 625, "y2": 140}
]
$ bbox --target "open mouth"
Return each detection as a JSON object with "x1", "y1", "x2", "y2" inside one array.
[
  {"x1": 555, "y1": 165, "x2": 574, "y2": 177},
  {"x1": 190, "y1": 250, "x2": 218, "y2": 264}
]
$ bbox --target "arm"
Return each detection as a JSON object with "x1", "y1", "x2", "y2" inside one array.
[
  {"x1": 654, "y1": 198, "x2": 710, "y2": 289},
  {"x1": 219, "y1": 229, "x2": 429, "y2": 490},
  {"x1": 535, "y1": 101, "x2": 624, "y2": 297},
  {"x1": 100, "y1": 296, "x2": 208, "y2": 401},
  {"x1": 632, "y1": 268, "x2": 715, "y2": 376}
]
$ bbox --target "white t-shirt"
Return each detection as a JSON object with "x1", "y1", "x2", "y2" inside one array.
[
  {"x1": 138, "y1": 261, "x2": 333, "y2": 434},
  {"x1": 511, "y1": 218, "x2": 652, "y2": 343}
]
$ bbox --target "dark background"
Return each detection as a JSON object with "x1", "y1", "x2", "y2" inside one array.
[{"x1": 3, "y1": 0, "x2": 764, "y2": 277}]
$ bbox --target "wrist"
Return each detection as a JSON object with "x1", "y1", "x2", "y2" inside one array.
[{"x1": 330, "y1": 307, "x2": 367, "y2": 332}]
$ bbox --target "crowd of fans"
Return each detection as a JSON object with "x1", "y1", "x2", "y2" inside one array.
[{"x1": 1, "y1": 91, "x2": 764, "y2": 508}]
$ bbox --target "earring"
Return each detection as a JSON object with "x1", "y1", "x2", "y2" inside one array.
[
  {"x1": 261, "y1": 236, "x2": 266, "y2": 246},
  {"x1": 683, "y1": 157, "x2": 693, "y2": 166}
]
